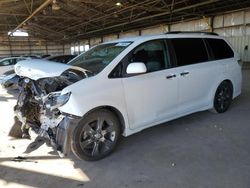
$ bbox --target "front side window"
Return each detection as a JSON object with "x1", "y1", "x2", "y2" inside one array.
[
  {"x1": 128, "y1": 40, "x2": 169, "y2": 73},
  {"x1": 68, "y1": 42, "x2": 131, "y2": 75},
  {"x1": 206, "y1": 38, "x2": 234, "y2": 60},
  {"x1": 171, "y1": 38, "x2": 209, "y2": 66}
]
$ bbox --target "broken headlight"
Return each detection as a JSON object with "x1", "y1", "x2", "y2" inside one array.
[{"x1": 45, "y1": 92, "x2": 71, "y2": 110}]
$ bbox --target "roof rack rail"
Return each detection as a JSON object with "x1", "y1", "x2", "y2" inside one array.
[{"x1": 165, "y1": 31, "x2": 218, "y2": 36}]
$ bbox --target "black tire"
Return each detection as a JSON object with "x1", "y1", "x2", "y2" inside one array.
[
  {"x1": 71, "y1": 109, "x2": 121, "y2": 161},
  {"x1": 213, "y1": 81, "x2": 233, "y2": 113}
]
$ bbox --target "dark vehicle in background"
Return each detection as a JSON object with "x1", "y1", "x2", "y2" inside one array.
[
  {"x1": 44, "y1": 55, "x2": 76, "y2": 64},
  {"x1": 22, "y1": 55, "x2": 41, "y2": 59},
  {"x1": 41, "y1": 54, "x2": 51, "y2": 58}
]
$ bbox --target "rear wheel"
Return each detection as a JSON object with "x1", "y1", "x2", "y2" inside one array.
[
  {"x1": 213, "y1": 81, "x2": 233, "y2": 113},
  {"x1": 71, "y1": 109, "x2": 121, "y2": 161}
]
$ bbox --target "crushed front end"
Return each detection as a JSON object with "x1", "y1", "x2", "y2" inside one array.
[{"x1": 14, "y1": 69, "x2": 86, "y2": 156}]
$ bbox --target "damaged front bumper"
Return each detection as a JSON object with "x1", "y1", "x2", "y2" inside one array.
[
  {"x1": 11, "y1": 60, "x2": 89, "y2": 158},
  {"x1": 55, "y1": 114, "x2": 81, "y2": 157},
  {"x1": 13, "y1": 76, "x2": 83, "y2": 157},
  {"x1": 13, "y1": 110, "x2": 81, "y2": 157}
]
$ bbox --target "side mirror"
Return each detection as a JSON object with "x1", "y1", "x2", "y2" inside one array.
[{"x1": 126, "y1": 62, "x2": 147, "y2": 74}]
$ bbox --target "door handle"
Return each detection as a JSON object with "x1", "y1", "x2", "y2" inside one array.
[
  {"x1": 180, "y1": 71, "x2": 189, "y2": 76},
  {"x1": 166, "y1": 74, "x2": 176, "y2": 79}
]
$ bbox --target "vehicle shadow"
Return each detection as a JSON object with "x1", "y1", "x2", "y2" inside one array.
[{"x1": 0, "y1": 164, "x2": 86, "y2": 188}]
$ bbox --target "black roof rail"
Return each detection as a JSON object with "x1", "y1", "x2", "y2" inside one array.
[{"x1": 165, "y1": 31, "x2": 219, "y2": 36}]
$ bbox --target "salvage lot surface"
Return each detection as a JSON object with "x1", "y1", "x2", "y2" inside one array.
[{"x1": 0, "y1": 69, "x2": 250, "y2": 188}]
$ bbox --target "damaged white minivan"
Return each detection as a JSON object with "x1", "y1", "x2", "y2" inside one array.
[{"x1": 12, "y1": 32, "x2": 242, "y2": 161}]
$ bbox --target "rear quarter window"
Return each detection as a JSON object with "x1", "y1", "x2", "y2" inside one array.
[{"x1": 205, "y1": 38, "x2": 234, "y2": 60}]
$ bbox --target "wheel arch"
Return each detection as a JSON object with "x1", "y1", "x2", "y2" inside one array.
[
  {"x1": 222, "y1": 79, "x2": 234, "y2": 89},
  {"x1": 83, "y1": 105, "x2": 126, "y2": 135},
  {"x1": 209, "y1": 78, "x2": 234, "y2": 105}
]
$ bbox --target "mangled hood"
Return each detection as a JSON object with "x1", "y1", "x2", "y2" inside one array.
[{"x1": 15, "y1": 59, "x2": 86, "y2": 80}]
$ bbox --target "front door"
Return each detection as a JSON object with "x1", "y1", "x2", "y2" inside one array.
[{"x1": 122, "y1": 39, "x2": 179, "y2": 130}]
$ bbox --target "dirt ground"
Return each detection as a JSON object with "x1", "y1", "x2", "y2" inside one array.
[{"x1": 0, "y1": 69, "x2": 250, "y2": 188}]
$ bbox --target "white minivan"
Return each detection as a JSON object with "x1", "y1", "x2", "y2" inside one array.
[{"x1": 13, "y1": 32, "x2": 242, "y2": 160}]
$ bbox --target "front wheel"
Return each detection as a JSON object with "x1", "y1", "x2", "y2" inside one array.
[
  {"x1": 71, "y1": 109, "x2": 121, "y2": 161},
  {"x1": 213, "y1": 81, "x2": 233, "y2": 113}
]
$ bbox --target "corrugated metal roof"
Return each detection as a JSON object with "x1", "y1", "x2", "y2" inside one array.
[{"x1": 0, "y1": 0, "x2": 250, "y2": 41}]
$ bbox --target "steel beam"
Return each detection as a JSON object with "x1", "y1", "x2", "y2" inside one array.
[{"x1": 9, "y1": 0, "x2": 53, "y2": 35}]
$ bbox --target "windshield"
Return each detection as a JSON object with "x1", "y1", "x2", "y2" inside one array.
[{"x1": 68, "y1": 42, "x2": 132, "y2": 74}]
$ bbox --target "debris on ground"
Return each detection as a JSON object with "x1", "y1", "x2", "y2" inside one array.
[{"x1": 11, "y1": 156, "x2": 38, "y2": 163}]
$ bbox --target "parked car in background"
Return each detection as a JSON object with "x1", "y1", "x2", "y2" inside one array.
[
  {"x1": 44, "y1": 55, "x2": 76, "y2": 64},
  {"x1": 41, "y1": 54, "x2": 51, "y2": 58},
  {"x1": 0, "y1": 74, "x2": 19, "y2": 89},
  {"x1": 0, "y1": 57, "x2": 30, "y2": 75},
  {"x1": 22, "y1": 55, "x2": 41, "y2": 59},
  {"x1": 0, "y1": 56, "x2": 37, "y2": 88},
  {"x1": 12, "y1": 32, "x2": 242, "y2": 161},
  {"x1": 0, "y1": 56, "x2": 7, "y2": 60},
  {"x1": 1, "y1": 55, "x2": 76, "y2": 89}
]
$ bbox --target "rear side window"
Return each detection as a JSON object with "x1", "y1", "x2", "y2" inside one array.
[
  {"x1": 206, "y1": 38, "x2": 234, "y2": 60},
  {"x1": 171, "y1": 38, "x2": 208, "y2": 66}
]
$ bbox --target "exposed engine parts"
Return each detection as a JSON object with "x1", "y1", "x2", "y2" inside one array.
[{"x1": 14, "y1": 69, "x2": 87, "y2": 155}]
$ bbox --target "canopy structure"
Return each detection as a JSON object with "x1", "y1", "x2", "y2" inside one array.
[{"x1": 0, "y1": 0, "x2": 250, "y2": 41}]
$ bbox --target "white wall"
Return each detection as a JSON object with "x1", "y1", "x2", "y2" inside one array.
[
  {"x1": 70, "y1": 9, "x2": 250, "y2": 62},
  {"x1": 141, "y1": 25, "x2": 168, "y2": 35},
  {"x1": 90, "y1": 37, "x2": 102, "y2": 46},
  {"x1": 119, "y1": 30, "x2": 139, "y2": 38},
  {"x1": 213, "y1": 10, "x2": 250, "y2": 61},
  {"x1": 226, "y1": 36, "x2": 250, "y2": 61},
  {"x1": 170, "y1": 18, "x2": 211, "y2": 31},
  {"x1": 103, "y1": 34, "x2": 118, "y2": 42},
  {"x1": 0, "y1": 36, "x2": 68, "y2": 58}
]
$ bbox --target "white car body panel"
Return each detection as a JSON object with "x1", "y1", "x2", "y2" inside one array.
[
  {"x1": 176, "y1": 60, "x2": 221, "y2": 113},
  {"x1": 15, "y1": 59, "x2": 72, "y2": 80},
  {"x1": 122, "y1": 68, "x2": 179, "y2": 130},
  {"x1": 59, "y1": 76, "x2": 130, "y2": 134},
  {"x1": 15, "y1": 34, "x2": 242, "y2": 137}
]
